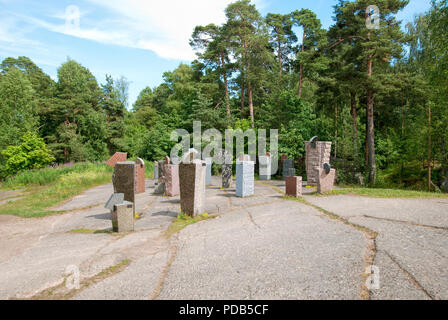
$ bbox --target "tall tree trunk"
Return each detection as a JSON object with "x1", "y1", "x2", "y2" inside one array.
[
  {"x1": 350, "y1": 92, "x2": 359, "y2": 166},
  {"x1": 278, "y1": 36, "x2": 282, "y2": 75},
  {"x1": 442, "y1": 139, "x2": 448, "y2": 193},
  {"x1": 298, "y1": 32, "x2": 306, "y2": 98},
  {"x1": 240, "y1": 81, "x2": 245, "y2": 118},
  {"x1": 366, "y1": 54, "x2": 376, "y2": 184},
  {"x1": 367, "y1": 89, "x2": 376, "y2": 184},
  {"x1": 334, "y1": 103, "x2": 338, "y2": 159},
  {"x1": 248, "y1": 82, "x2": 255, "y2": 128},
  {"x1": 220, "y1": 52, "x2": 230, "y2": 120},
  {"x1": 428, "y1": 104, "x2": 432, "y2": 192}
]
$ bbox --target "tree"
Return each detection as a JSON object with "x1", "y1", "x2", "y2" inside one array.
[
  {"x1": 265, "y1": 13, "x2": 296, "y2": 74},
  {"x1": 291, "y1": 9, "x2": 327, "y2": 98},
  {"x1": 329, "y1": 0, "x2": 409, "y2": 184},
  {"x1": 0, "y1": 68, "x2": 38, "y2": 150},
  {"x1": 101, "y1": 75, "x2": 127, "y2": 154},
  {"x1": 225, "y1": 0, "x2": 274, "y2": 128},
  {"x1": 191, "y1": 24, "x2": 232, "y2": 120},
  {"x1": 49, "y1": 59, "x2": 108, "y2": 162}
]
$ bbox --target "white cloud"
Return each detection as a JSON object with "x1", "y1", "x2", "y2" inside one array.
[
  {"x1": 1, "y1": 0, "x2": 268, "y2": 61},
  {"x1": 82, "y1": 0, "x2": 238, "y2": 60}
]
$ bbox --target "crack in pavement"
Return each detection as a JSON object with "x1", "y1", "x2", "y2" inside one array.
[
  {"x1": 362, "y1": 215, "x2": 448, "y2": 231},
  {"x1": 244, "y1": 207, "x2": 261, "y2": 229},
  {"x1": 383, "y1": 250, "x2": 435, "y2": 300},
  {"x1": 151, "y1": 241, "x2": 178, "y2": 300},
  {"x1": 261, "y1": 182, "x2": 378, "y2": 300}
]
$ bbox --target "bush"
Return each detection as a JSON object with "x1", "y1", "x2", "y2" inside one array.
[{"x1": 1, "y1": 132, "x2": 55, "y2": 178}]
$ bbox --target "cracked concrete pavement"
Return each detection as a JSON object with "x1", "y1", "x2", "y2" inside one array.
[
  {"x1": 0, "y1": 178, "x2": 446, "y2": 300},
  {"x1": 306, "y1": 195, "x2": 448, "y2": 300}
]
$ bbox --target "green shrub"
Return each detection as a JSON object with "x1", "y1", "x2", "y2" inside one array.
[{"x1": 1, "y1": 132, "x2": 55, "y2": 178}]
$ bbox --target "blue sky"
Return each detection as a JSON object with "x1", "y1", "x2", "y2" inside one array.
[{"x1": 0, "y1": 0, "x2": 432, "y2": 108}]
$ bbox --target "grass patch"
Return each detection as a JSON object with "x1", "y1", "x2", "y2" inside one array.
[
  {"x1": 69, "y1": 228, "x2": 113, "y2": 234},
  {"x1": 331, "y1": 187, "x2": 448, "y2": 199},
  {"x1": 0, "y1": 163, "x2": 113, "y2": 218},
  {"x1": 166, "y1": 212, "x2": 215, "y2": 237},
  {"x1": 32, "y1": 259, "x2": 131, "y2": 300}
]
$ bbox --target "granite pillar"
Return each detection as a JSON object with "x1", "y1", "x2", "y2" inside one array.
[
  {"x1": 236, "y1": 161, "x2": 254, "y2": 197},
  {"x1": 135, "y1": 158, "x2": 145, "y2": 194},
  {"x1": 164, "y1": 163, "x2": 180, "y2": 197},
  {"x1": 315, "y1": 168, "x2": 336, "y2": 194},
  {"x1": 282, "y1": 159, "x2": 294, "y2": 180},
  {"x1": 205, "y1": 158, "x2": 212, "y2": 186},
  {"x1": 179, "y1": 160, "x2": 206, "y2": 216},
  {"x1": 106, "y1": 152, "x2": 127, "y2": 168},
  {"x1": 285, "y1": 176, "x2": 302, "y2": 198},
  {"x1": 259, "y1": 155, "x2": 271, "y2": 181},
  {"x1": 305, "y1": 141, "x2": 332, "y2": 186},
  {"x1": 112, "y1": 162, "x2": 135, "y2": 214}
]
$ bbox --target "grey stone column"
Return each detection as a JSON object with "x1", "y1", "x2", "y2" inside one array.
[{"x1": 236, "y1": 161, "x2": 254, "y2": 197}]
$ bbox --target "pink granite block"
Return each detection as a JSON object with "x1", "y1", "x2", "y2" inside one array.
[
  {"x1": 106, "y1": 152, "x2": 128, "y2": 168},
  {"x1": 315, "y1": 168, "x2": 336, "y2": 194},
  {"x1": 285, "y1": 176, "x2": 302, "y2": 197},
  {"x1": 305, "y1": 142, "x2": 332, "y2": 186},
  {"x1": 164, "y1": 163, "x2": 180, "y2": 197},
  {"x1": 135, "y1": 158, "x2": 146, "y2": 194}
]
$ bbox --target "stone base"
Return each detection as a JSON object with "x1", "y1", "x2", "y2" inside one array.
[
  {"x1": 285, "y1": 176, "x2": 302, "y2": 197},
  {"x1": 259, "y1": 175, "x2": 271, "y2": 181},
  {"x1": 315, "y1": 168, "x2": 336, "y2": 194},
  {"x1": 111, "y1": 201, "x2": 134, "y2": 233}
]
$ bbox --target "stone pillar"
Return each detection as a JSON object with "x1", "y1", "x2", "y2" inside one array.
[
  {"x1": 221, "y1": 151, "x2": 233, "y2": 189},
  {"x1": 154, "y1": 160, "x2": 166, "y2": 194},
  {"x1": 315, "y1": 168, "x2": 336, "y2": 194},
  {"x1": 179, "y1": 160, "x2": 206, "y2": 216},
  {"x1": 305, "y1": 141, "x2": 332, "y2": 186},
  {"x1": 282, "y1": 159, "x2": 294, "y2": 180},
  {"x1": 222, "y1": 164, "x2": 233, "y2": 188},
  {"x1": 135, "y1": 158, "x2": 145, "y2": 194},
  {"x1": 259, "y1": 154, "x2": 271, "y2": 181},
  {"x1": 286, "y1": 176, "x2": 302, "y2": 198},
  {"x1": 205, "y1": 158, "x2": 212, "y2": 186},
  {"x1": 112, "y1": 162, "x2": 135, "y2": 214},
  {"x1": 106, "y1": 152, "x2": 127, "y2": 168},
  {"x1": 236, "y1": 161, "x2": 254, "y2": 197},
  {"x1": 154, "y1": 161, "x2": 159, "y2": 179},
  {"x1": 164, "y1": 162, "x2": 180, "y2": 197},
  {"x1": 111, "y1": 201, "x2": 134, "y2": 232}
]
